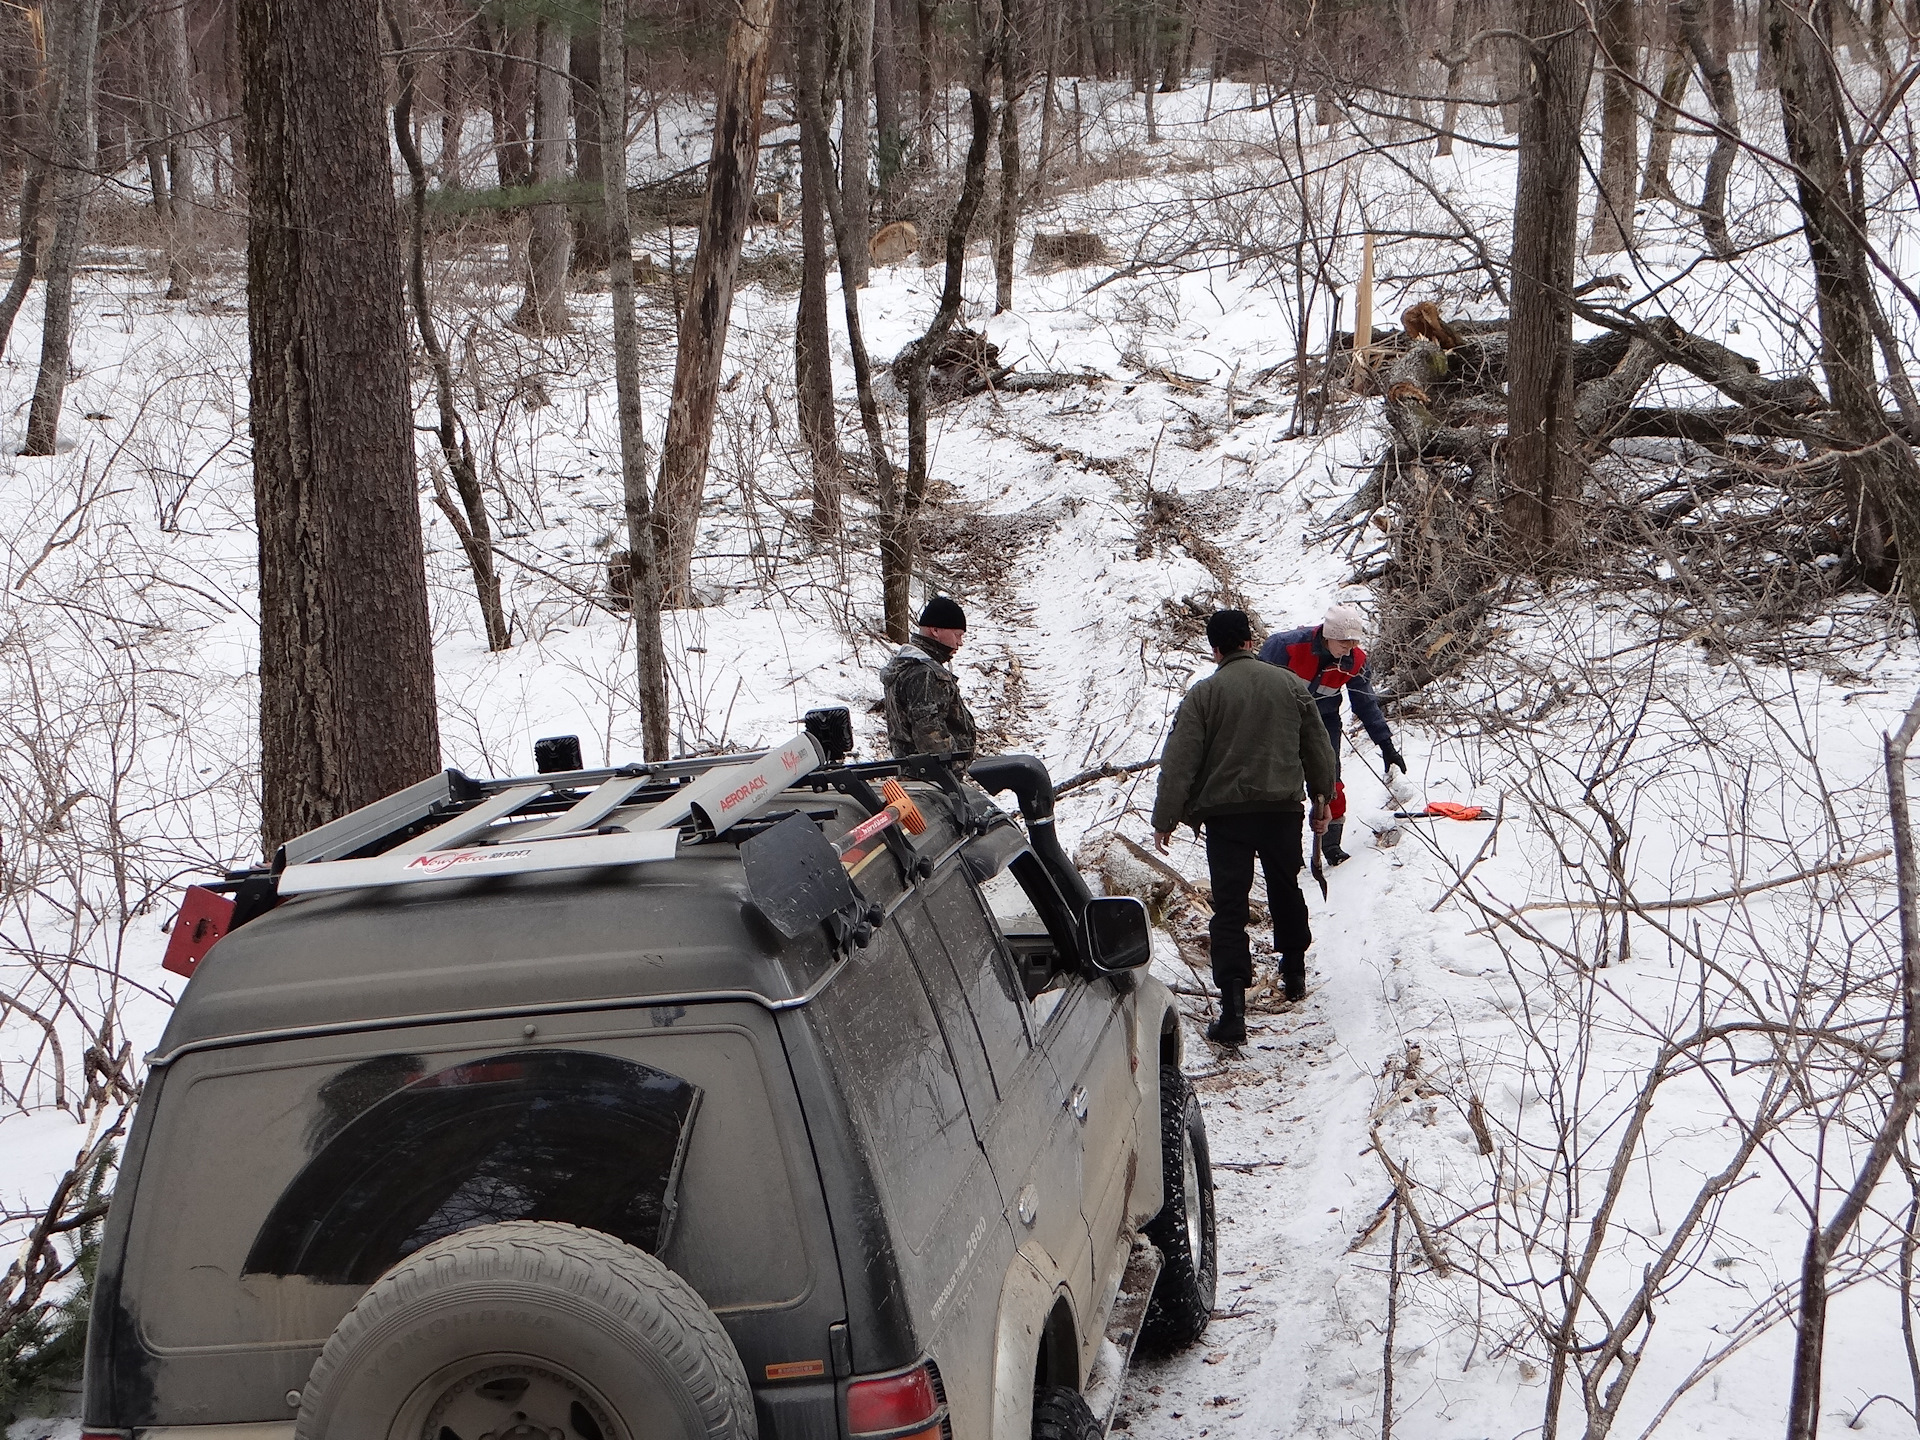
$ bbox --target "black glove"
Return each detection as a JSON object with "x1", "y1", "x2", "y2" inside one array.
[{"x1": 1381, "y1": 744, "x2": 1406, "y2": 775}]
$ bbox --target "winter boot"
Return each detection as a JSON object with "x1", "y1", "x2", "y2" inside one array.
[
  {"x1": 1280, "y1": 953, "x2": 1307, "y2": 1003},
  {"x1": 1322, "y1": 821, "x2": 1350, "y2": 867},
  {"x1": 1206, "y1": 985, "x2": 1248, "y2": 1047}
]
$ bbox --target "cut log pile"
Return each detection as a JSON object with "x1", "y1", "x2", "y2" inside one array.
[
  {"x1": 1340, "y1": 298, "x2": 1906, "y2": 695},
  {"x1": 1350, "y1": 299, "x2": 1840, "y2": 505}
]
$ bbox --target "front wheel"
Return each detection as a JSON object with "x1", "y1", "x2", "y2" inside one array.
[
  {"x1": 294, "y1": 1221, "x2": 757, "y2": 1440},
  {"x1": 1140, "y1": 1064, "x2": 1217, "y2": 1349}
]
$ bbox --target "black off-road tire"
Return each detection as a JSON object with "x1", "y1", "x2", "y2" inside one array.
[
  {"x1": 1140, "y1": 1064, "x2": 1218, "y2": 1350},
  {"x1": 1032, "y1": 1384, "x2": 1101, "y2": 1440},
  {"x1": 294, "y1": 1221, "x2": 756, "y2": 1440}
]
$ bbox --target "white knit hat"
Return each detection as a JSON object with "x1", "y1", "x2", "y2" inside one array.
[{"x1": 1322, "y1": 603, "x2": 1369, "y2": 641}]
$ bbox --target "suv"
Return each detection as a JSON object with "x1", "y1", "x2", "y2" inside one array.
[{"x1": 82, "y1": 713, "x2": 1217, "y2": 1440}]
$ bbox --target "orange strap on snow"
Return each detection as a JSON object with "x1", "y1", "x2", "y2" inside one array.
[{"x1": 1424, "y1": 801, "x2": 1486, "y2": 821}]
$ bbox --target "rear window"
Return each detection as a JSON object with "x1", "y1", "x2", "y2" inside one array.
[
  {"x1": 245, "y1": 1049, "x2": 699, "y2": 1284},
  {"x1": 124, "y1": 1012, "x2": 815, "y2": 1351}
]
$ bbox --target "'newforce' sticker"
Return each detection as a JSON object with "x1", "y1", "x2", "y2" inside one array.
[
  {"x1": 405, "y1": 846, "x2": 534, "y2": 873},
  {"x1": 277, "y1": 829, "x2": 680, "y2": 895}
]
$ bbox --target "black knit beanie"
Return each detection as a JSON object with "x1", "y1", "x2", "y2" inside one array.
[
  {"x1": 1206, "y1": 608, "x2": 1252, "y2": 652},
  {"x1": 919, "y1": 595, "x2": 967, "y2": 630}
]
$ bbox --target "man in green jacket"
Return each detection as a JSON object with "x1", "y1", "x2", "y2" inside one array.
[{"x1": 1152, "y1": 610, "x2": 1337, "y2": 1043}]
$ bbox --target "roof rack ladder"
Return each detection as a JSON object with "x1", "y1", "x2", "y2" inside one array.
[
  {"x1": 277, "y1": 772, "x2": 455, "y2": 868},
  {"x1": 517, "y1": 775, "x2": 652, "y2": 840},
  {"x1": 388, "y1": 782, "x2": 554, "y2": 856}
]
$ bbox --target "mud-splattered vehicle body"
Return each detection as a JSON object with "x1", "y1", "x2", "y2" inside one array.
[{"x1": 83, "y1": 718, "x2": 1216, "y2": 1440}]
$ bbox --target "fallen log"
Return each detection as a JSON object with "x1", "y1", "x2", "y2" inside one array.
[
  {"x1": 1572, "y1": 302, "x2": 1826, "y2": 416},
  {"x1": 1574, "y1": 329, "x2": 1673, "y2": 439},
  {"x1": 1379, "y1": 340, "x2": 1497, "y2": 463},
  {"x1": 1611, "y1": 406, "x2": 1829, "y2": 443},
  {"x1": 966, "y1": 370, "x2": 1089, "y2": 396}
]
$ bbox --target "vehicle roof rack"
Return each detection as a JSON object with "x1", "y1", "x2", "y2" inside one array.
[
  {"x1": 267, "y1": 730, "x2": 830, "y2": 897},
  {"x1": 161, "y1": 710, "x2": 1107, "y2": 989},
  {"x1": 172, "y1": 706, "x2": 1035, "y2": 972}
]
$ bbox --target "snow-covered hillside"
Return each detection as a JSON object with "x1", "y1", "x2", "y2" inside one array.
[{"x1": 6, "y1": 66, "x2": 1919, "y2": 1439}]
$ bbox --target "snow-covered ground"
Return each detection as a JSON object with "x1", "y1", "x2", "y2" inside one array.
[{"x1": 7, "y1": 60, "x2": 1920, "y2": 1438}]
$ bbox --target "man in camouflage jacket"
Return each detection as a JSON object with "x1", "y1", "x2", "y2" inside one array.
[{"x1": 879, "y1": 595, "x2": 978, "y2": 766}]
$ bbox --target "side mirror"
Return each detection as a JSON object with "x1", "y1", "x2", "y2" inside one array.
[{"x1": 1083, "y1": 896, "x2": 1152, "y2": 973}]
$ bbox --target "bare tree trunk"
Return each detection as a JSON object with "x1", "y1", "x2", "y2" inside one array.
[
  {"x1": 601, "y1": 0, "x2": 670, "y2": 760},
  {"x1": 388, "y1": 0, "x2": 508, "y2": 653},
  {"x1": 797, "y1": 0, "x2": 845, "y2": 536},
  {"x1": 888, "y1": 9, "x2": 997, "y2": 640},
  {"x1": 0, "y1": 160, "x2": 47, "y2": 358},
  {"x1": 1589, "y1": 0, "x2": 1638, "y2": 253},
  {"x1": 24, "y1": 0, "x2": 105, "y2": 459},
  {"x1": 158, "y1": 0, "x2": 197, "y2": 298},
  {"x1": 1641, "y1": 26, "x2": 1690, "y2": 198},
  {"x1": 917, "y1": 0, "x2": 937, "y2": 160},
  {"x1": 1032, "y1": 3, "x2": 1059, "y2": 197},
  {"x1": 1501, "y1": 0, "x2": 1591, "y2": 558},
  {"x1": 1764, "y1": 0, "x2": 1920, "y2": 598},
  {"x1": 1160, "y1": 0, "x2": 1191, "y2": 89},
  {"x1": 136, "y1": 21, "x2": 171, "y2": 219},
  {"x1": 874, "y1": 0, "x2": 905, "y2": 209},
  {"x1": 1493, "y1": 0, "x2": 1527, "y2": 131},
  {"x1": 1127, "y1": 2, "x2": 1144, "y2": 94},
  {"x1": 478, "y1": 14, "x2": 532, "y2": 189},
  {"x1": 1866, "y1": 0, "x2": 1899, "y2": 84},
  {"x1": 1677, "y1": 0, "x2": 1741, "y2": 257},
  {"x1": 993, "y1": 0, "x2": 1021, "y2": 314},
  {"x1": 1141, "y1": 0, "x2": 1159, "y2": 140},
  {"x1": 1785, "y1": 693, "x2": 1920, "y2": 1440},
  {"x1": 222, "y1": 0, "x2": 247, "y2": 191},
  {"x1": 440, "y1": 43, "x2": 464, "y2": 187},
  {"x1": 653, "y1": 0, "x2": 777, "y2": 604},
  {"x1": 800, "y1": 0, "x2": 896, "y2": 504},
  {"x1": 240, "y1": 0, "x2": 442, "y2": 854},
  {"x1": 844, "y1": 0, "x2": 876, "y2": 286},
  {"x1": 513, "y1": 18, "x2": 572, "y2": 333},
  {"x1": 1437, "y1": 0, "x2": 1474, "y2": 156},
  {"x1": 570, "y1": 32, "x2": 611, "y2": 274}
]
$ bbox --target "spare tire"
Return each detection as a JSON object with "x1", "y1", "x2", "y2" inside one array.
[{"x1": 294, "y1": 1220, "x2": 757, "y2": 1440}]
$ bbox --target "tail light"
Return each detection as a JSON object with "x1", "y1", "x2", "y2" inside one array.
[{"x1": 846, "y1": 1359, "x2": 947, "y2": 1439}]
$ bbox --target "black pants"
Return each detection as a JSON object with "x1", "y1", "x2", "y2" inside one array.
[{"x1": 1203, "y1": 808, "x2": 1312, "y2": 988}]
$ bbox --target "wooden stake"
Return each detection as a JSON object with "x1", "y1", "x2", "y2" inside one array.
[{"x1": 1351, "y1": 231, "x2": 1375, "y2": 380}]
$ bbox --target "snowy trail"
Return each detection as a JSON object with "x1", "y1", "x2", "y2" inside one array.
[{"x1": 909, "y1": 327, "x2": 1481, "y2": 1435}]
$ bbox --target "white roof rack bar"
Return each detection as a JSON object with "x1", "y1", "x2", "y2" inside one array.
[
  {"x1": 390, "y1": 782, "x2": 553, "y2": 857},
  {"x1": 277, "y1": 828, "x2": 680, "y2": 895},
  {"x1": 517, "y1": 775, "x2": 650, "y2": 840},
  {"x1": 280, "y1": 772, "x2": 454, "y2": 868}
]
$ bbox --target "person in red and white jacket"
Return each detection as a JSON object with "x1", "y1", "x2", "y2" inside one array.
[{"x1": 1258, "y1": 603, "x2": 1406, "y2": 865}]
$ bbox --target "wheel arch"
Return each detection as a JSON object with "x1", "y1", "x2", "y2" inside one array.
[
  {"x1": 1158, "y1": 1003, "x2": 1182, "y2": 1070},
  {"x1": 1036, "y1": 1296, "x2": 1078, "y2": 1394},
  {"x1": 989, "y1": 1243, "x2": 1079, "y2": 1440}
]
